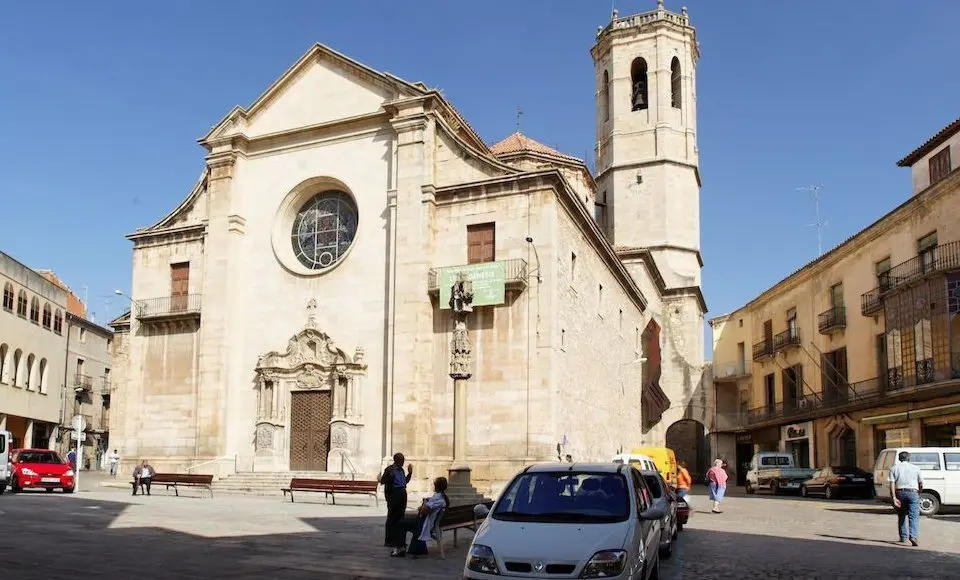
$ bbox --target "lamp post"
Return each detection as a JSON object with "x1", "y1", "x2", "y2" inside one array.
[
  {"x1": 114, "y1": 290, "x2": 143, "y2": 317},
  {"x1": 448, "y1": 273, "x2": 473, "y2": 479}
]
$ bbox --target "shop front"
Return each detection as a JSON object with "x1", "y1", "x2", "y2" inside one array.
[{"x1": 781, "y1": 421, "x2": 813, "y2": 468}]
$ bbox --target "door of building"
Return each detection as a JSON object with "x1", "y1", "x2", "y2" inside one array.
[
  {"x1": 170, "y1": 263, "x2": 190, "y2": 312},
  {"x1": 289, "y1": 391, "x2": 332, "y2": 471},
  {"x1": 735, "y1": 442, "x2": 753, "y2": 486}
]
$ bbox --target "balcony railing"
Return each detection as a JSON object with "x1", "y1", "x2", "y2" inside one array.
[
  {"x1": 818, "y1": 306, "x2": 846, "y2": 334},
  {"x1": 746, "y1": 353, "x2": 960, "y2": 426},
  {"x1": 136, "y1": 294, "x2": 202, "y2": 320},
  {"x1": 860, "y1": 241, "x2": 960, "y2": 316},
  {"x1": 713, "y1": 360, "x2": 751, "y2": 382},
  {"x1": 73, "y1": 374, "x2": 92, "y2": 390},
  {"x1": 773, "y1": 328, "x2": 801, "y2": 351},
  {"x1": 100, "y1": 379, "x2": 111, "y2": 395},
  {"x1": 100, "y1": 413, "x2": 110, "y2": 431},
  {"x1": 752, "y1": 339, "x2": 773, "y2": 361},
  {"x1": 427, "y1": 258, "x2": 528, "y2": 293},
  {"x1": 861, "y1": 288, "x2": 882, "y2": 316}
]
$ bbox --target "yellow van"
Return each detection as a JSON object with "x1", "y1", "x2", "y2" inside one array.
[{"x1": 631, "y1": 447, "x2": 678, "y2": 488}]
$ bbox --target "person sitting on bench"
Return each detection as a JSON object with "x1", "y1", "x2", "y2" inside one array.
[{"x1": 390, "y1": 477, "x2": 450, "y2": 558}]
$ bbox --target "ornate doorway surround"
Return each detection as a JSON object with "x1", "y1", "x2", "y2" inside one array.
[{"x1": 253, "y1": 300, "x2": 367, "y2": 472}]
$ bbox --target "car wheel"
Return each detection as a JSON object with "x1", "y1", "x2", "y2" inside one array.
[
  {"x1": 660, "y1": 535, "x2": 673, "y2": 560},
  {"x1": 918, "y1": 492, "x2": 940, "y2": 516},
  {"x1": 0, "y1": 484, "x2": 5, "y2": 495},
  {"x1": 63, "y1": 487, "x2": 75, "y2": 494},
  {"x1": 825, "y1": 486, "x2": 834, "y2": 500},
  {"x1": 645, "y1": 553, "x2": 661, "y2": 580},
  {"x1": 771, "y1": 481, "x2": 780, "y2": 495},
  {"x1": 745, "y1": 481, "x2": 755, "y2": 494},
  {"x1": 800, "y1": 485, "x2": 808, "y2": 497},
  {"x1": 11, "y1": 478, "x2": 21, "y2": 493},
  {"x1": 677, "y1": 520, "x2": 683, "y2": 532},
  {"x1": 671, "y1": 520, "x2": 679, "y2": 541}
]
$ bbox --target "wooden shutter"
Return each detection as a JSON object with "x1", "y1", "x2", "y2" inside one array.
[
  {"x1": 467, "y1": 223, "x2": 496, "y2": 264},
  {"x1": 170, "y1": 263, "x2": 190, "y2": 311}
]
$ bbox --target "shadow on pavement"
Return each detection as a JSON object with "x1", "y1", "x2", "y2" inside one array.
[{"x1": 666, "y1": 527, "x2": 960, "y2": 579}]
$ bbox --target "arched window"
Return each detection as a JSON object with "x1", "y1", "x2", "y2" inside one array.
[
  {"x1": 601, "y1": 70, "x2": 611, "y2": 121},
  {"x1": 630, "y1": 58, "x2": 649, "y2": 112},
  {"x1": 38, "y1": 358, "x2": 48, "y2": 393},
  {"x1": 42, "y1": 303, "x2": 52, "y2": 329},
  {"x1": 29, "y1": 297, "x2": 40, "y2": 323},
  {"x1": 670, "y1": 57, "x2": 682, "y2": 109},
  {"x1": 0, "y1": 343, "x2": 8, "y2": 383},
  {"x1": 2, "y1": 283, "x2": 13, "y2": 311},
  {"x1": 25, "y1": 353, "x2": 35, "y2": 390},
  {"x1": 13, "y1": 348, "x2": 23, "y2": 387},
  {"x1": 53, "y1": 309, "x2": 63, "y2": 335},
  {"x1": 16, "y1": 290, "x2": 28, "y2": 317}
]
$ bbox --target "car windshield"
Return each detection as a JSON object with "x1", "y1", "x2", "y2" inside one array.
[
  {"x1": 642, "y1": 474, "x2": 663, "y2": 499},
  {"x1": 17, "y1": 451, "x2": 64, "y2": 464},
  {"x1": 493, "y1": 471, "x2": 630, "y2": 523},
  {"x1": 760, "y1": 456, "x2": 791, "y2": 466}
]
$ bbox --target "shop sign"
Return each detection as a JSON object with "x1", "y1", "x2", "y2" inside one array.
[{"x1": 784, "y1": 423, "x2": 809, "y2": 440}]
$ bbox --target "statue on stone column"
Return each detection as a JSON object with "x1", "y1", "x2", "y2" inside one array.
[{"x1": 449, "y1": 274, "x2": 473, "y2": 380}]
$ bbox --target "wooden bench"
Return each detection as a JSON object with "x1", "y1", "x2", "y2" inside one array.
[
  {"x1": 438, "y1": 501, "x2": 494, "y2": 549},
  {"x1": 149, "y1": 473, "x2": 214, "y2": 497},
  {"x1": 281, "y1": 478, "x2": 379, "y2": 506}
]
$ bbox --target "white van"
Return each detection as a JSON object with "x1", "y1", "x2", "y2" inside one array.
[
  {"x1": 0, "y1": 430, "x2": 10, "y2": 494},
  {"x1": 873, "y1": 447, "x2": 960, "y2": 516},
  {"x1": 612, "y1": 453, "x2": 658, "y2": 473}
]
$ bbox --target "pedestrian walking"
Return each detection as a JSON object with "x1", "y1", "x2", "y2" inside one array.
[
  {"x1": 108, "y1": 449, "x2": 120, "y2": 477},
  {"x1": 707, "y1": 458, "x2": 728, "y2": 513},
  {"x1": 380, "y1": 453, "x2": 413, "y2": 554},
  {"x1": 889, "y1": 451, "x2": 924, "y2": 546},
  {"x1": 676, "y1": 461, "x2": 692, "y2": 500}
]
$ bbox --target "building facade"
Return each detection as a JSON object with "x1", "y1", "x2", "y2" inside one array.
[
  {"x1": 711, "y1": 116, "x2": 960, "y2": 480},
  {"x1": 0, "y1": 252, "x2": 68, "y2": 450},
  {"x1": 110, "y1": 3, "x2": 709, "y2": 491},
  {"x1": 63, "y1": 313, "x2": 113, "y2": 469}
]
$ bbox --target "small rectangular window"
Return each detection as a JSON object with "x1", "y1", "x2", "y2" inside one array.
[
  {"x1": 909, "y1": 452, "x2": 941, "y2": 471},
  {"x1": 944, "y1": 453, "x2": 960, "y2": 471},
  {"x1": 79, "y1": 328, "x2": 87, "y2": 343},
  {"x1": 928, "y1": 146, "x2": 951, "y2": 185},
  {"x1": 830, "y1": 283, "x2": 844, "y2": 308}
]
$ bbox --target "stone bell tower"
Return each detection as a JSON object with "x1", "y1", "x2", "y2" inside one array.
[{"x1": 591, "y1": 0, "x2": 701, "y2": 292}]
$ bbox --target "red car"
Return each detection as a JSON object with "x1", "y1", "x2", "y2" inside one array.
[{"x1": 9, "y1": 449, "x2": 75, "y2": 493}]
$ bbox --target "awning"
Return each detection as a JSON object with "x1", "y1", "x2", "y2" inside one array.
[{"x1": 642, "y1": 381, "x2": 671, "y2": 428}]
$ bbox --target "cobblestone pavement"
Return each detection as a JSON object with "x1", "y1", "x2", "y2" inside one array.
[{"x1": 0, "y1": 487, "x2": 958, "y2": 579}]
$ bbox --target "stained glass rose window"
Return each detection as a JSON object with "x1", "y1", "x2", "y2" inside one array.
[{"x1": 291, "y1": 191, "x2": 358, "y2": 270}]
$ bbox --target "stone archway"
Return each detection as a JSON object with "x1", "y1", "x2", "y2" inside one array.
[{"x1": 666, "y1": 419, "x2": 707, "y2": 482}]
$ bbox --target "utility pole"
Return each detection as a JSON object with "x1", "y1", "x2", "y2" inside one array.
[{"x1": 796, "y1": 185, "x2": 827, "y2": 257}]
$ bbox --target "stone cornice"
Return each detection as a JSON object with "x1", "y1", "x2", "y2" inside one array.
[
  {"x1": 127, "y1": 222, "x2": 206, "y2": 245},
  {"x1": 596, "y1": 157, "x2": 702, "y2": 188},
  {"x1": 616, "y1": 247, "x2": 707, "y2": 313},
  {"x1": 744, "y1": 168, "x2": 960, "y2": 311},
  {"x1": 434, "y1": 170, "x2": 650, "y2": 312}
]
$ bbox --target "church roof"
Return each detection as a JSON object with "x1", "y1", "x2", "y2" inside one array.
[{"x1": 490, "y1": 132, "x2": 583, "y2": 164}]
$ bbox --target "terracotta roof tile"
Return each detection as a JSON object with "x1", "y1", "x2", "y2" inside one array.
[
  {"x1": 897, "y1": 116, "x2": 960, "y2": 167},
  {"x1": 490, "y1": 132, "x2": 582, "y2": 163}
]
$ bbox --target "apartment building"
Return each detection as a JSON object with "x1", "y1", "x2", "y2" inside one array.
[
  {"x1": 711, "y1": 116, "x2": 960, "y2": 479},
  {"x1": 64, "y1": 313, "x2": 113, "y2": 469},
  {"x1": 0, "y1": 252, "x2": 69, "y2": 449}
]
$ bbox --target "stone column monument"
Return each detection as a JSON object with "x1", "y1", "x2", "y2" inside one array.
[{"x1": 447, "y1": 273, "x2": 482, "y2": 505}]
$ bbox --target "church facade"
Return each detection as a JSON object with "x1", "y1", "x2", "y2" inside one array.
[{"x1": 110, "y1": 2, "x2": 708, "y2": 491}]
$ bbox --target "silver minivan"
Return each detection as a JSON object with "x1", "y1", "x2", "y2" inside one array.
[{"x1": 873, "y1": 447, "x2": 960, "y2": 516}]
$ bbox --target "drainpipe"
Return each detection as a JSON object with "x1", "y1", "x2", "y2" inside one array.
[{"x1": 59, "y1": 316, "x2": 72, "y2": 450}]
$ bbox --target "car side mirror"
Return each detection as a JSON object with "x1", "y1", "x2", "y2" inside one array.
[
  {"x1": 640, "y1": 506, "x2": 666, "y2": 521},
  {"x1": 474, "y1": 504, "x2": 490, "y2": 519}
]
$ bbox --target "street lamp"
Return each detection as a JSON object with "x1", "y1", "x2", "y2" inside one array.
[{"x1": 114, "y1": 290, "x2": 144, "y2": 317}]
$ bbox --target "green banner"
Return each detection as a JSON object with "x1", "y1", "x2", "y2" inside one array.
[{"x1": 438, "y1": 261, "x2": 507, "y2": 309}]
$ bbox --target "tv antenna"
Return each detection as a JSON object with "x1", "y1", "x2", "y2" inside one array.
[
  {"x1": 796, "y1": 184, "x2": 827, "y2": 257},
  {"x1": 516, "y1": 106, "x2": 523, "y2": 132}
]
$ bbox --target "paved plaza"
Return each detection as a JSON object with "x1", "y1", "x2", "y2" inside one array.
[{"x1": 0, "y1": 483, "x2": 959, "y2": 579}]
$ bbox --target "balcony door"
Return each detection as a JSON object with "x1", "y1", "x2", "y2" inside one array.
[
  {"x1": 467, "y1": 223, "x2": 495, "y2": 264},
  {"x1": 782, "y1": 364, "x2": 802, "y2": 413},
  {"x1": 763, "y1": 320, "x2": 773, "y2": 350},
  {"x1": 821, "y1": 347, "x2": 849, "y2": 402},
  {"x1": 170, "y1": 263, "x2": 189, "y2": 312}
]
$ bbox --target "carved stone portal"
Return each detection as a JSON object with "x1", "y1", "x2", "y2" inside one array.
[{"x1": 252, "y1": 300, "x2": 368, "y2": 471}]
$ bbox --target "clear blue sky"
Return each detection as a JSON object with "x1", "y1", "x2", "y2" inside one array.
[{"x1": 1, "y1": 1, "x2": 957, "y2": 339}]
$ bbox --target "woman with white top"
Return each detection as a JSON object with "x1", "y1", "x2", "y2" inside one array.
[{"x1": 390, "y1": 476, "x2": 450, "y2": 558}]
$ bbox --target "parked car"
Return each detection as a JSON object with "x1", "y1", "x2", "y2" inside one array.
[
  {"x1": 9, "y1": 449, "x2": 75, "y2": 493},
  {"x1": 465, "y1": 463, "x2": 666, "y2": 580},
  {"x1": 800, "y1": 466, "x2": 874, "y2": 499},
  {"x1": 631, "y1": 447, "x2": 679, "y2": 490},
  {"x1": 745, "y1": 452, "x2": 815, "y2": 495},
  {"x1": 0, "y1": 431, "x2": 10, "y2": 494},
  {"x1": 873, "y1": 447, "x2": 960, "y2": 516},
  {"x1": 637, "y1": 468, "x2": 678, "y2": 559},
  {"x1": 611, "y1": 453, "x2": 658, "y2": 473},
  {"x1": 675, "y1": 495, "x2": 691, "y2": 530}
]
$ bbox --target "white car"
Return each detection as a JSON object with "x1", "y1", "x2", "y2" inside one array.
[
  {"x1": 873, "y1": 447, "x2": 960, "y2": 516},
  {"x1": 0, "y1": 430, "x2": 10, "y2": 494},
  {"x1": 464, "y1": 463, "x2": 665, "y2": 580}
]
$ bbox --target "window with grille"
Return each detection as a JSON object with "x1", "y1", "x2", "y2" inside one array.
[{"x1": 917, "y1": 232, "x2": 938, "y2": 273}]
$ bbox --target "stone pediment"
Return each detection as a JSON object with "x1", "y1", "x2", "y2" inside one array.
[{"x1": 255, "y1": 299, "x2": 367, "y2": 376}]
